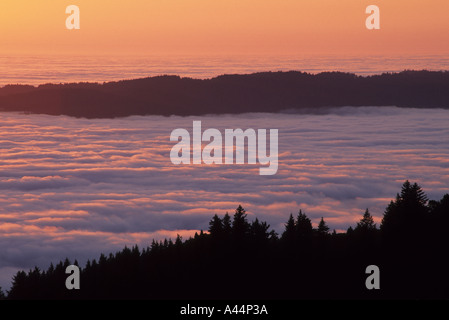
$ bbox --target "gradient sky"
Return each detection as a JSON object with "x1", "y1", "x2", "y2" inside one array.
[{"x1": 0, "y1": 0, "x2": 448, "y2": 55}]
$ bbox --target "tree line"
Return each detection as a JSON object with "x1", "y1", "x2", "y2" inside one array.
[
  {"x1": 3, "y1": 180, "x2": 448, "y2": 299},
  {"x1": 0, "y1": 70, "x2": 449, "y2": 118}
]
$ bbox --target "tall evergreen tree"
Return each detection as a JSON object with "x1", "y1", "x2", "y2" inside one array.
[
  {"x1": 208, "y1": 214, "x2": 223, "y2": 236},
  {"x1": 222, "y1": 212, "x2": 232, "y2": 234},
  {"x1": 250, "y1": 218, "x2": 270, "y2": 242},
  {"x1": 317, "y1": 217, "x2": 330, "y2": 236},
  {"x1": 346, "y1": 226, "x2": 354, "y2": 236},
  {"x1": 296, "y1": 210, "x2": 313, "y2": 238},
  {"x1": 232, "y1": 205, "x2": 250, "y2": 238},
  {"x1": 8, "y1": 270, "x2": 27, "y2": 299},
  {"x1": 175, "y1": 234, "x2": 183, "y2": 247},
  {"x1": 281, "y1": 213, "x2": 296, "y2": 242},
  {"x1": 355, "y1": 209, "x2": 376, "y2": 232},
  {"x1": 381, "y1": 180, "x2": 429, "y2": 237}
]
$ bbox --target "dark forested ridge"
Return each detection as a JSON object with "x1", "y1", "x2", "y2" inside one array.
[
  {"x1": 0, "y1": 70, "x2": 449, "y2": 118},
  {"x1": 3, "y1": 180, "x2": 448, "y2": 300}
]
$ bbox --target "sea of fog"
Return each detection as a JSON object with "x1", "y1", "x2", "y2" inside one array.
[{"x1": 0, "y1": 107, "x2": 449, "y2": 290}]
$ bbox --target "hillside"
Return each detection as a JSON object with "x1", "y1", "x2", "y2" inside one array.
[
  {"x1": 0, "y1": 70, "x2": 448, "y2": 118},
  {"x1": 4, "y1": 181, "x2": 449, "y2": 300}
]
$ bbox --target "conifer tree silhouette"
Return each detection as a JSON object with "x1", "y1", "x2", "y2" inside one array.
[
  {"x1": 317, "y1": 217, "x2": 330, "y2": 236},
  {"x1": 208, "y1": 214, "x2": 223, "y2": 236},
  {"x1": 355, "y1": 209, "x2": 377, "y2": 233},
  {"x1": 232, "y1": 205, "x2": 250, "y2": 240},
  {"x1": 222, "y1": 212, "x2": 232, "y2": 235},
  {"x1": 296, "y1": 210, "x2": 313, "y2": 238},
  {"x1": 281, "y1": 213, "x2": 296, "y2": 242},
  {"x1": 381, "y1": 180, "x2": 428, "y2": 239}
]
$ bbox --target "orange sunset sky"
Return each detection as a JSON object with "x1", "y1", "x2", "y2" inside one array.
[{"x1": 0, "y1": 0, "x2": 448, "y2": 56}]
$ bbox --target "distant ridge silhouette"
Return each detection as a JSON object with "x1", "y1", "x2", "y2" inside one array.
[{"x1": 0, "y1": 70, "x2": 448, "y2": 118}]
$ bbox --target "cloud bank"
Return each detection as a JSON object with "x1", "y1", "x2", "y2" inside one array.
[{"x1": 0, "y1": 107, "x2": 448, "y2": 290}]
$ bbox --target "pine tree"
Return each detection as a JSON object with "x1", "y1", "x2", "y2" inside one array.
[
  {"x1": 347, "y1": 226, "x2": 354, "y2": 235},
  {"x1": 317, "y1": 217, "x2": 330, "y2": 236},
  {"x1": 47, "y1": 262, "x2": 55, "y2": 275},
  {"x1": 8, "y1": 270, "x2": 28, "y2": 299},
  {"x1": 232, "y1": 205, "x2": 250, "y2": 238},
  {"x1": 296, "y1": 210, "x2": 313, "y2": 238},
  {"x1": 250, "y1": 218, "x2": 270, "y2": 242},
  {"x1": 150, "y1": 239, "x2": 160, "y2": 252},
  {"x1": 281, "y1": 213, "x2": 296, "y2": 242},
  {"x1": 222, "y1": 213, "x2": 232, "y2": 234},
  {"x1": 355, "y1": 209, "x2": 376, "y2": 232},
  {"x1": 175, "y1": 234, "x2": 183, "y2": 247},
  {"x1": 208, "y1": 214, "x2": 223, "y2": 236},
  {"x1": 381, "y1": 180, "x2": 429, "y2": 237}
]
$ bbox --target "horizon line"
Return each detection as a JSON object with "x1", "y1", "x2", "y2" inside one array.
[{"x1": 2, "y1": 68, "x2": 448, "y2": 88}]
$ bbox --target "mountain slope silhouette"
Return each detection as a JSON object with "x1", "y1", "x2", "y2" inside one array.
[{"x1": 0, "y1": 70, "x2": 448, "y2": 118}]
